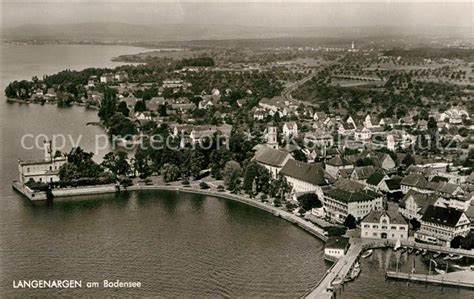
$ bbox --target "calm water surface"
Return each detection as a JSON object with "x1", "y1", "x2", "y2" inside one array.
[{"x1": 0, "y1": 44, "x2": 328, "y2": 297}]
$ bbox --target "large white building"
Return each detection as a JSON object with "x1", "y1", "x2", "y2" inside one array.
[
  {"x1": 253, "y1": 146, "x2": 293, "y2": 179},
  {"x1": 282, "y1": 122, "x2": 298, "y2": 137},
  {"x1": 415, "y1": 205, "x2": 471, "y2": 247},
  {"x1": 324, "y1": 236, "x2": 350, "y2": 261},
  {"x1": 361, "y1": 210, "x2": 408, "y2": 240},
  {"x1": 18, "y1": 141, "x2": 67, "y2": 184},
  {"x1": 279, "y1": 159, "x2": 328, "y2": 199},
  {"x1": 323, "y1": 187, "x2": 384, "y2": 223},
  {"x1": 399, "y1": 190, "x2": 439, "y2": 220}
]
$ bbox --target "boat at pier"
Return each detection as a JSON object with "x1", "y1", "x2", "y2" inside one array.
[
  {"x1": 361, "y1": 249, "x2": 373, "y2": 258},
  {"x1": 450, "y1": 255, "x2": 463, "y2": 261},
  {"x1": 434, "y1": 268, "x2": 446, "y2": 275}
]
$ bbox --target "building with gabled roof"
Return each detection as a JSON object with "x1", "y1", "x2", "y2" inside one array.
[
  {"x1": 280, "y1": 160, "x2": 328, "y2": 199},
  {"x1": 282, "y1": 121, "x2": 298, "y2": 137},
  {"x1": 324, "y1": 237, "x2": 350, "y2": 261},
  {"x1": 361, "y1": 209, "x2": 408, "y2": 240},
  {"x1": 253, "y1": 146, "x2": 293, "y2": 179},
  {"x1": 400, "y1": 173, "x2": 430, "y2": 193},
  {"x1": 415, "y1": 205, "x2": 470, "y2": 247},
  {"x1": 365, "y1": 172, "x2": 388, "y2": 191},
  {"x1": 325, "y1": 156, "x2": 354, "y2": 178},
  {"x1": 399, "y1": 190, "x2": 440, "y2": 220},
  {"x1": 379, "y1": 177, "x2": 403, "y2": 194},
  {"x1": 323, "y1": 186, "x2": 383, "y2": 223},
  {"x1": 351, "y1": 166, "x2": 376, "y2": 181}
]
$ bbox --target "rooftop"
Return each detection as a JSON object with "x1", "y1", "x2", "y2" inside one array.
[
  {"x1": 362, "y1": 209, "x2": 408, "y2": 225},
  {"x1": 280, "y1": 159, "x2": 327, "y2": 186},
  {"x1": 324, "y1": 187, "x2": 382, "y2": 203},
  {"x1": 421, "y1": 205, "x2": 465, "y2": 228},
  {"x1": 254, "y1": 147, "x2": 292, "y2": 167}
]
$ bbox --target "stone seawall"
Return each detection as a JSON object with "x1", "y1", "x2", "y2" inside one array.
[{"x1": 13, "y1": 181, "x2": 328, "y2": 242}]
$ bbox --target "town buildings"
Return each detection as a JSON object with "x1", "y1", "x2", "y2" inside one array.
[
  {"x1": 361, "y1": 209, "x2": 409, "y2": 240},
  {"x1": 399, "y1": 190, "x2": 439, "y2": 220},
  {"x1": 254, "y1": 146, "x2": 293, "y2": 179},
  {"x1": 279, "y1": 159, "x2": 327, "y2": 199},
  {"x1": 323, "y1": 186, "x2": 383, "y2": 223},
  {"x1": 415, "y1": 205, "x2": 471, "y2": 246},
  {"x1": 324, "y1": 236, "x2": 350, "y2": 261}
]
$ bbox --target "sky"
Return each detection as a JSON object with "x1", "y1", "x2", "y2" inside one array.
[{"x1": 2, "y1": 1, "x2": 473, "y2": 29}]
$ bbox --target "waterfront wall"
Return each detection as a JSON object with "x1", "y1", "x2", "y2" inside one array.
[{"x1": 13, "y1": 181, "x2": 329, "y2": 242}]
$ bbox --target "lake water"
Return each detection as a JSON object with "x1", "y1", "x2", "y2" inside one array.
[
  {"x1": 0, "y1": 44, "x2": 328, "y2": 297},
  {"x1": 0, "y1": 44, "x2": 472, "y2": 297}
]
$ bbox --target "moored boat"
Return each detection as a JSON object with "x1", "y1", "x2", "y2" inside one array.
[
  {"x1": 421, "y1": 249, "x2": 427, "y2": 256},
  {"x1": 434, "y1": 267, "x2": 446, "y2": 275},
  {"x1": 350, "y1": 264, "x2": 361, "y2": 279},
  {"x1": 361, "y1": 249, "x2": 373, "y2": 258},
  {"x1": 450, "y1": 255, "x2": 463, "y2": 261},
  {"x1": 393, "y1": 239, "x2": 401, "y2": 251},
  {"x1": 415, "y1": 249, "x2": 421, "y2": 255},
  {"x1": 407, "y1": 247, "x2": 414, "y2": 255},
  {"x1": 332, "y1": 276, "x2": 344, "y2": 285},
  {"x1": 433, "y1": 251, "x2": 441, "y2": 258},
  {"x1": 443, "y1": 254, "x2": 454, "y2": 260}
]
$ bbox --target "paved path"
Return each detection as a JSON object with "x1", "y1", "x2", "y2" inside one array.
[{"x1": 306, "y1": 241, "x2": 363, "y2": 299}]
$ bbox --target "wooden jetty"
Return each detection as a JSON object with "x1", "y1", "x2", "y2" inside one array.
[
  {"x1": 306, "y1": 242, "x2": 363, "y2": 298},
  {"x1": 386, "y1": 270, "x2": 474, "y2": 289}
]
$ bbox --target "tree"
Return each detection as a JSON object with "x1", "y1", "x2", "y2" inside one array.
[
  {"x1": 134, "y1": 100, "x2": 146, "y2": 112},
  {"x1": 63, "y1": 147, "x2": 103, "y2": 179},
  {"x1": 450, "y1": 235, "x2": 464, "y2": 249},
  {"x1": 427, "y1": 117, "x2": 437, "y2": 131},
  {"x1": 242, "y1": 161, "x2": 271, "y2": 195},
  {"x1": 460, "y1": 232, "x2": 474, "y2": 250},
  {"x1": 325, "y1": 226, "x2": 347, "y2": 237},
  {"x1": 189, "y1": 150, "x2": 206, "y2": 179},
  {"x1": 270, "y1": 175, "x2": 291, "y2": 202},
  {"x1": 117, "y1": 101, "x2": 130, "y2": 117},
  {"x1": 402, "y1": 153, "x2": 415, "y2": 167},
  {"x1": 223, "y1": 160, "x2": 242, "y2": 191},
  {"x1": 133, "y1": 149, "x2": 152, "y2": 179},
  {"x1": 101, "y1": 151, "x2": 130, "y2": 178},
  {"x1": 58, "y1": 163, "x2": 80, "y2": 181},
  {"x1": 107, "y1": 113, "x2": 137, "y2": 138},
  {"x1": 98, "y1": 93, "x2": 117, "y2": 125},
  {"x1": 343, "y1": 214, "x2": 357, "y2": 229},
  {"x1": 410, "y1": 218, "x2": 421, "y2": 230},
  {"x1": 161, "y1": 163, "x2": 181, "y2": 183},
  {"x1": 297, "y1": 193, "x2": 322, "y2": 210}
]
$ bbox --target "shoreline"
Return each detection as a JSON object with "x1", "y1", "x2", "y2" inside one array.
[{"x1": 12, "y1": 181, "x2": 329, "y2": 242}]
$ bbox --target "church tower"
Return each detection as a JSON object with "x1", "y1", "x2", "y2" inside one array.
[{"x1": 266, "y1": 126, "x2": 278, "y2": 149}]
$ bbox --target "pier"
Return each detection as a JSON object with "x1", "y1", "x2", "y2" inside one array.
[
  {"x1": 386, "y1": 270, "x2": 474, "y2": 289},
  {"x1": 306, "y1": 241, "x2": 363, "y2": 299}
]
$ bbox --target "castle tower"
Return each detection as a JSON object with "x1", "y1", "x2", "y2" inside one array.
[
  {"x1": 266, "y1": 126, "x2": 278, "y2": 149},
  {"x1": 44, "y1": 140, "x2": 53, "y2": 161}
]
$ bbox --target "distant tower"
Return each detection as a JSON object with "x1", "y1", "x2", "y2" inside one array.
[
  {"x1": 44, "y1": 140, "x2": 53, "y2": 161},
  {"x1": 351, "y1": 41, "x2": 355, "y2": 50},
  {"x1": 266, "y1": 126, "x2": 278, "y2": 149}
]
